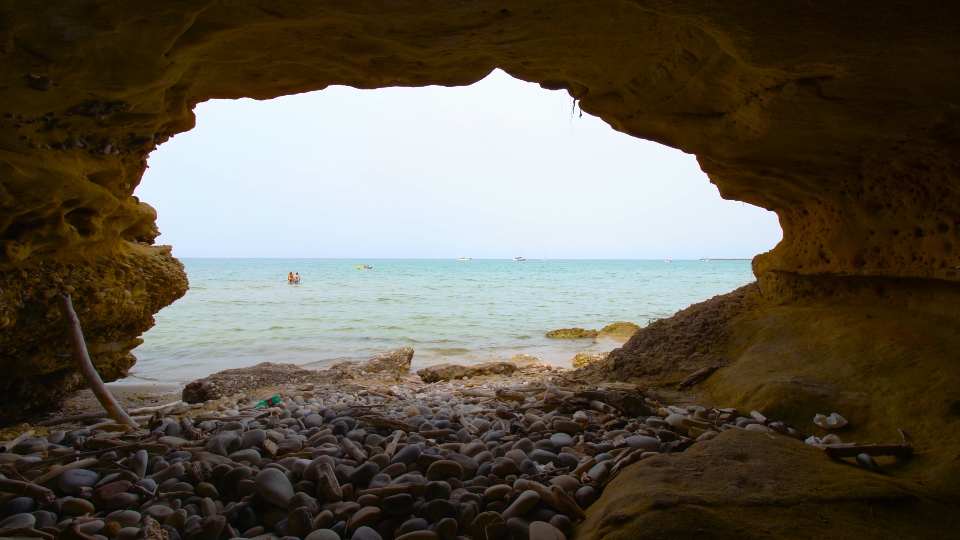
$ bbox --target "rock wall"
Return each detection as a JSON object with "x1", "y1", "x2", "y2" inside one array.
[{"x1": 1, "y1": 1, "x2": 959, "y2": 415}]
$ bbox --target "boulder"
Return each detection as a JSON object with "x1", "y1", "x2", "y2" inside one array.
[
  {"x1": 416, "y1": 362, "x2": 516, "y2": 383},
  {"x1": 545, "y1": 328, "x2": 598, "y2": 339}
]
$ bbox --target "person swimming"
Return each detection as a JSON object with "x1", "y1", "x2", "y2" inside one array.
[
  {"x1": 294, "y1": 272, "x2": 300, "y2": 284},
  {"x1": 288, "y1": 271, "x2": 293, "y2": 284}
]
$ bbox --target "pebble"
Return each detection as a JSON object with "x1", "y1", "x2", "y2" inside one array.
[
  {"x1": 0, "y1": 513, "x2": 36, "y2": 529},
  {"x1": 59, "y1": 468, "x2": 100, "y2": 495},
  {"x1": 0, "y1": 368, "x2": 816, "y2": 540},
  {"x1": 530, "y1": 520, "x2": 567, "y2": 540},
  {"x1": 857, "y1": 453, "x2": 881, "y2": 472},
  {"x1": 255, "y1": 468, "x2": 296, "y2": 507}
]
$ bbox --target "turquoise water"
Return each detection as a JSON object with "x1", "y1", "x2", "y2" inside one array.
[{"x1": 130, "y1": 259, "x2": 755, "y2": 383}]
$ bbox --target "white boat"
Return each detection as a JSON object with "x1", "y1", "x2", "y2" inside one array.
[
  {"x1": 700, "y1": 257, "x2": 710, "y2": 261},
  {"x1": 664, "y1": 259, "x2": 673, "y2": 263},
  {"x1": 513, "y1": 256, "x2": 526, "y2": 261},
  {"x1": 458, "y1": 256, "x2": 471, "y2": 261}
]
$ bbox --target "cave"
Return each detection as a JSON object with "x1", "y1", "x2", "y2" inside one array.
[{"x1": 1, "y1": 1, "x2": 959, "y2": 537}]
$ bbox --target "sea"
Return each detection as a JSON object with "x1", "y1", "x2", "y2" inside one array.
[{"x1": 128, "y1": 259, "x2": 755, "y2": 384}]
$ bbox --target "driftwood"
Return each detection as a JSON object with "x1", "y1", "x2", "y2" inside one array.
[
  {"x1": 37, "y1": 412, "x2": 112, "y2": 427},
  {"x1": 822, "y1": 443, "x2": 913, "y2": 459},
  {"x1": 677, "y1": 366, "x2": 718, "y2": 390},
  {"x1": 575, "y1": 390, "x2": 656, "y2": 417},
  {"x1": 358, "y1": 415, "x2": 414, "y2": 432},
  {"x1": 56, "y1": 293, "x2": 138, "y2": 428},
  {"x1": 0, "y1": 478, "x2": 56, "y2": 503},
  {"x1": 0, "y1": 430, "x2": 35, "y2": 453}
]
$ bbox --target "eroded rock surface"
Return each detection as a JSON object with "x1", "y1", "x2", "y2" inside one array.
[
  {"x1": 579, "y1": 430, "x2": 958, "y2": 539},
  {"x1": 417, "y1": 362, "x2": 517, "y2": 383}
]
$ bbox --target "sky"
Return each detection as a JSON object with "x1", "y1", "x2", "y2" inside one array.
[{"x1": 137, "y1": 69, "x2": 782, "y2": 259}]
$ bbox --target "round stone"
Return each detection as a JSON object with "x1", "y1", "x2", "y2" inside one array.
[
  {"x1": 254, "y1": 468, "x2": 295, "y2": 507},
  {"x1": 490, "y1": 457, "x2": 518, "y2": 477},
  {"x1": 59, "y1": 468, "x2": 100, "y2": 495},
  {"x1": 625, "y1": 435, "x2": 661, "y2": 452},
  {"x1": 62, "y1": 497, "x2": 96, "y2": 516},
  {"x1": 352, "y1": 525, "x2": 384, "y2": 540},
  {"x1": 529, "y1": 520, "x2": 566, "y2": 540},
  {"x1": 501, "y1": 490, "x2": 540, "y2": 521},
  {"x1": 105, "y1": 509, "x2": 142, "y2": 528},
  {"x1": 425, "y1": 460, "x2": 463, "y2": 481},
  {"x1": 195, "y1": 482, "x2": 219, "y2": 498},
  {"x1": 0, "y1": 513, "x2": 36, "y2": 529},
  {"x1": 305, "y1": 530, "x2": 342, "y2": 540},
  {"x1": 390, "y1": 444, "x2": 422, "y2": 466}
]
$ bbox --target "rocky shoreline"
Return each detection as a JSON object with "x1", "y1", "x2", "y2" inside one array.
[{"x1": 0, "y1": 346, "x2": 891, "y2": 540}]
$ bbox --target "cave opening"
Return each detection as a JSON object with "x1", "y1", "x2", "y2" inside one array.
[{"x1": 127, "y1": 70, "x2": 782, "y2": 384}]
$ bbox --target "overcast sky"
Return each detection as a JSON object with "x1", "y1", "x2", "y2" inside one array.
[{"x1": 137, "y1": 70, "x2": 781, "y2": 259}]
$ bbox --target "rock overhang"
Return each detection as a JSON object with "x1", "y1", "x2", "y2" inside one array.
[{"x1": 1, "y1": 0, "x2": 960, "y2": 417}]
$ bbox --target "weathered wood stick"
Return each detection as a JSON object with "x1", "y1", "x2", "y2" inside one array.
[
  {"x1": 822, "y1": 443, "x2": 913, "y2": 459},
  {"x1": 56, "y1": 293, "x2": 138, "y2": 428},
  {"x1": 0, "y1": 478, "x2": 56, "y2": 503},
  {"x1": 0, "y1": 430, "x2": 35, "y2": 453},
  {"x1": 33, "y1": 458, "x2": 100, "y2": 485},
  {"x1": 37, "y1": 412, "x2": 111, "y2": 427},
  {"x1": 678, "y1": 366, "x2": 718, "y2": 390}
]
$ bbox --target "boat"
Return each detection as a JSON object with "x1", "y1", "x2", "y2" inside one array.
[
  {"x1": 458, "y1": 256, "x2": 471, "y2": 261},
  {"x1": 700, "y1": 257, "x2": 710, "y2": 261},
  {"x1": 664, "y1": 259, "x2": 673, "y2": 263},
  {"x1": 355, "y1": 265, "x2": 373, "y2": 270},
  {"x1": 513, "y1": 256, "x2": 526, "y2": 261}
]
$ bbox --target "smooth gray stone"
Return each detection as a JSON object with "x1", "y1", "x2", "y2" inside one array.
[
  {"x1": 501, "y1": 490, "x2": 540, "y2": 521},
  {"x1": 389, "y1": 444, "x2": 422, "y2": 466},
  {"x1": 240, "y1": 429, "x2": 268, "y2": 450},
  {"x1": 368, "y1": 474, "x2": 391, "y2": 489},
  {"x1": 506, "y1": 517, "x2": 532, "y2": 540},
  {"x1": 530, "y1": 520, "x2": 566, "y2": 540},
  {"x1": 228, "y1": 449, "x2": 262, "y2": 466},
  {"x1": 444, "y1": 453, "x2": 479, "y2": 479},
  {"x1": 396, "y1": 518, "x2": 428, "y2": 536},
  {"x1": 305, "y1": 530, "x2": 341, "y2": 540},
  {"x1": 490, "y1": 457, "x2": 517, "y2": 477},
  {"x1": 0, "y1": 497, "x2": 38, "y2": 519},
  {"x1": 548, "y1": 433, "x2": 573, "y2": 449},
  {"x1": 528, "y1": 449, "x2": 559, "y2": 465},
  {"x1": 857, "y1": 453, "x2": 882, "y2": 472},
  {"x1": 144, "y1": 505, "x2": 174, "y2": 520},
  {"x1": 131, "y1": 449, "x2": 149, "y2": 479},
  {"x1": 116, "y1": 526, "x2": 141, "y2": 540},
  {"x1": 105, "y1": 509, "x2": 142, "y2": 528},
  {"x1": 255, "y1": 468, "x2": 295, "y2": 507},
  {"x1": 349, "y1": 461, "x2": 380, "y2": 488},
  {"x1": 283, "y1": 506, "x2": 314, "y2": 538},
  {"x1": 424, "y1": 481, "x2": 451, "y2": 502},
  {"x1": 587, "y1": 461, "x2": 612, "y2": 484},
  {"x1": 31, "y1": 510, "x2": 57, "y2": 529},
  {"x1": 204, "y1": 430, "x2": 243, "y2": 456},
  {"x1": 351, "y1": 526, "x2": 382, "y2": 540},
  {"x1": 59, "y1": 468, "x2": 101, "y2": 495},
  {"x1": 575, "y1": 486, "x2": 596, "y2": 509},
  {"x1": 625, "y1": 435, "x2": 661, "y2": 452},
  {"x1": 0, "y1": 512, "x2": 36, "y2": 529}
]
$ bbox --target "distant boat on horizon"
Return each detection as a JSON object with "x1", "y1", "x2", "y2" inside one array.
[
  {"x1": 513, "y1": 256, "x2": 526, "y2": 261},
  {"x1": 458, "y1": 256, "x2": 472, "y2": 261},
  {"x1": 664, "y1": 259, "x2": 673, "y2": 263}
]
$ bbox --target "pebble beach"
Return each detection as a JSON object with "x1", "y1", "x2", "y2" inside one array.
[{"x1": 0, "y1": 347, "x2": 841, "y2": 540}]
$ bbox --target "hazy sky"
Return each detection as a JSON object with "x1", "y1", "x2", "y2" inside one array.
[{"x1": 138, "y1": 70, "x2": 781, "y2": 259}]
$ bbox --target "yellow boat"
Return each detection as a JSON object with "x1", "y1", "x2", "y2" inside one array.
[{"x1": 356, "y1": 265, "x2": 373, "y2": 270}]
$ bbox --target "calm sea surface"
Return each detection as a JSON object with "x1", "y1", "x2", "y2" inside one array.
[{"x1": 130, "y1": 259, "x2": 754, "y2": 383}]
